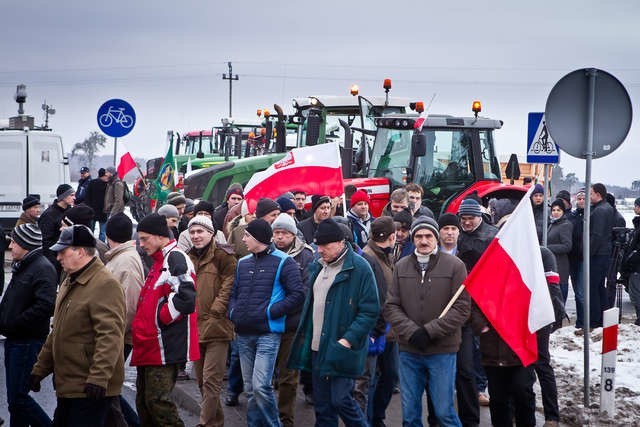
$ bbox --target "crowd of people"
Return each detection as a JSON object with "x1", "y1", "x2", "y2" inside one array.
[{"x1": 0, "y1": 165, "x2": 637, "y2": 427}]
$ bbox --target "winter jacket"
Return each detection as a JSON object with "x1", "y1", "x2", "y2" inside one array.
[
  {"x1": 213, "y1": 203, "x2": 229, "y2": 233},
  {"x1": 32, "y1": 257, "x2": 126, "y2": 397},
  {"x1": 288, "y1": 245, "x2": 379, "y2": 378},
  {"x1": 297, "y1": 216, "x2": 319, "y2": 245},
  {"x1": 189, "y1": 241, "x2": 237, "y2": 343},
  {"x1": 0, "y1": 249, "x2": 56, "y2": 340},
  {"x1": 38, "y1": 201, "x2": 69, "y2": 272},
  {"x1": 590, "y1": 200, "x2": 615, "y2": 256},
  {"x1": 281, "y1": 236, "x2": 315, "y2": 332},
  {"x1": 362, "y1": 240, "x2": 394, "y2": 338},
  {"x1": 75, "y1": 176, "x2": 91, "y2": 204},
  {"x1": 131, "y1": 240, "x2": 199, "y2": 366},
  {"x1": 532, "y1": 202, "x2": 545, "y2": 243},
  {"x1": 347, "y1": 210, "x2": 373, "y2": 249},
  {"x1": 104, "y1": 177, "x2": 125, "y2": 217},
  {"x1": 229, "y1": 244, "x2": 305, "y2": 335},
  {"x1": 227, "y1": 217, "x2": 249, "y2": 258},
  {"x1": 546, "y1": 215, "x2": 573, "y2": 285},
  {"x1": 457, "y1": 221, "x2": 498, "y2": 273},
  {"x1": 105, "y1": 241, "x2": 145, "y2": 346},
  {"x1": 85, "y1": 178, "x2": 108, "y2": 222},
  {"x1": 568, "y1": 208, "x2": 584, "y2": 262},
  {"x1": 384, "y1": 250, "x2": 470, "y2": 355}
]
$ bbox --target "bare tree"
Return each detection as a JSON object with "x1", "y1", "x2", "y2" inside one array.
[{"x1": 71, "y1": 131, "x2": 107, "y2": 169}]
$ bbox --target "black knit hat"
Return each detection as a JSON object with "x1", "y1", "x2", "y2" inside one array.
[
  {"x1": 22, "y1": 196, "x2": 40, "y2": 211},
  {"x1": 311, "y1": 195, "x2": 331, "y2": 213},
  {"x1": 56, "y1": 184, "x2": 74, "y2": 200},
  {"x1": 393, "y1": 209, "x2": 413, "y2": 230},
  {"x1": 106, "y1": 213, "x2": 133, "y2": 243},
  {"x1": 255, "y1": 198, "x2": 280, "y2": 219},
  {"x1": 315, "y1": 218, "x2": 345, "y2": 245},
  {"x1": 245, "y1": 218, "x2": 273, "y2": 245},
  {"x1": 556, "y1": 190, "x2": 571, "y2": 206},
  {"x1": 98, "y1": 168, "x2": 106, "y2": 177},
  {"x1": 438, "y1": 213, "x2": 460, "y2": 230},
  {"x1": 12, "y1": 223, "x2": 42, "y2": 251},
  {"x1": 64, "y1": 205, "x2": 94, "y2": 227},
  {"x1": 193, "y1": 201, "x2": 214, "y2": 216},
  {"x1": 137, "y1": 213, "x2": 171, "y2": 237}
]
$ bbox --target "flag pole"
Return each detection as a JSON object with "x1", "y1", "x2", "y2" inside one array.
[{"x1": 439, "y1": 284, "x2": 466, "y2": 318}]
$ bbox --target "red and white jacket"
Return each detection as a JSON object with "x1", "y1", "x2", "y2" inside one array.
[{"x1": 131, "y1": 240, "x2": 199, "y2": 366}]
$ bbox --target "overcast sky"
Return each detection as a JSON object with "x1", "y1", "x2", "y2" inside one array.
[{"x1": 1, "y1": 0, "x2": 639, "y2": 187}]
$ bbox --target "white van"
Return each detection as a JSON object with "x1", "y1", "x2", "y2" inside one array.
[{"x1": 0, "y1": 127, "x2": 69, "y2": 233}]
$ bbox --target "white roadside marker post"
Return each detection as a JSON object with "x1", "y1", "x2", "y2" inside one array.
[{"x1": 599, "y1": 307, "x2": 619, "y2": 419}]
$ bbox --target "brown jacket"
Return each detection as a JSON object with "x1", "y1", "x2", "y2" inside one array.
[
  {"x1": 104, "y1": 178, "x2": 125, "y2": 217},
  {"x1": 105, "y1": 241, "x2": 145, "y2": 345},
  {"x1": 384, "y1": 250, "x2": 470, "y2": 355},
  {"x1": 32, "y1": 257, "x2": 125, "y2": 397},
  {"x1": 189, "y1": 241, "x2": 237, "y2": 342},
  {"x1": 15, "y1": 211, "x2": 38, "y2": 227}
]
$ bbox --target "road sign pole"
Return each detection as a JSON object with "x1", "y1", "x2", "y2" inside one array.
[
  {"x1": 113, "y1": 137, "x2": 118, "y2": 166},
  {"x1": 542, "y1": 164, "x2": 549, "y2": 246},
  {"x1": 583, "y1": 68, "x2": 598, "y2": 410}
]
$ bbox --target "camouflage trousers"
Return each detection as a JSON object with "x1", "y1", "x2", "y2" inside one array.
[{"x1": 136, "y1": 364, "x2": 184, "y2": 427}]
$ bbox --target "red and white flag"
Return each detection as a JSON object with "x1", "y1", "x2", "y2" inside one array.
[
  {"x1": 243, "y1": 143, "x2": 344, "y2": 213},
  {"x1": 465, "y1": 186, "x2": 554, "y2": 366},
  {"x1": 116, "y1": 143, "x2": 137, "y2": 179}
]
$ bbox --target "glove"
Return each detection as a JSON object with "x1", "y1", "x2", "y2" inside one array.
[
  {"x1": 29, "y1": 374, "x2": 43, "y2": 392},
  {"x1": 84, "y1": 383, "x2": 106, "y2": 400},
  {"x1": 409, "y1": 328, "x2": 431, "y2": 351}
]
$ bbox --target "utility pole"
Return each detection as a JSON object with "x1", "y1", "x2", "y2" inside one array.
[{"x1": 222, "y1": 61, "x2": 239, "y2": 117}]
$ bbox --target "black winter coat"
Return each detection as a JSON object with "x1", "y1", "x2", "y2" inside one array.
[
  {"x1": 568, "y1": 208, "x2": 584, "y2": 262},
  {"x1": 457, "y1": 221, "x2": 498, "y2": 273},
  {"x1": 75, "y1": 176, "x2": 91, "y2": 204},
  {"x1": 0, "y1": 250, "x2": 57, "y2": 340},
  {"x1": 546, "y1": 215, "x2": 573, "y2": 284},
  {"x1": 85, "y1": 178, "x2": 108, "y2": 222},
  {"x1": 297, "y1": 216, "x2": 319, "y2": 245},
  {"x1": 532, "y1": 202, "x2": 545, "y2": 244},
  {"x1": 590, "y1": 200, "x2": 614, "y2": 256}
]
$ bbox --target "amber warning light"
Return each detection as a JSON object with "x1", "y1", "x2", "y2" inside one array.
[
  {"x1": 256, "y1": 109, "x2": 262, "y2": 117},
  {"x1": 383, "y1": 78, "x2": 392, "y2": 91},
  {"x1": 472, "y1": 100, "x2": 482, "y2": 117},
  {"x1": 350, "y1": 85, "x2": 359, "y2": 96},
  {"x1": 415, "y1": 101, "x2": 425, "y2": 113}
]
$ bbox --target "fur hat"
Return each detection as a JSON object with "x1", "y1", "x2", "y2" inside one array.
[
  {"x1": 245, "y1": 218, "x2": 273, "y2": 245},
  {"x1": 137, "y1": 213, "x2": 171, "y2": 237},
  {"x1": 193, "y1": 201, "x2": 214, "y2": 216},
  {"x1": 188, "y1": 215, "x2": 215, "y2": 234},
  {"x1": 12, "y1": 223, "x2": 42, "y2": 251},
  {"x1": 272, "y1": 213, "x2": 298, "y2": 235},
  {"x1": 315, "y1": 218, "x2": 344, "y2": 245},
  {"x1": 437, "y1": 213, "x2": 460, "y2": 230},
  {"x1": 411, "y1": 216, "x2": 440, "y2": 241}
]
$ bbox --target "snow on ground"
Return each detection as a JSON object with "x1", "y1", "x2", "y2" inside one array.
[{"x1": 550, "y1": 318, "x2": 640, "y2": 426}]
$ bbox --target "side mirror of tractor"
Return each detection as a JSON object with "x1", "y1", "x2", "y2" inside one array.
[{"x1": 412, "y1": 133, "x2": 427, "y2": 157}]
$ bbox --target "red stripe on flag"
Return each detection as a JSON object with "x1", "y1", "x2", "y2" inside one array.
[
  {"x1": 465, "y1": 239, "x2": 539, "y2": 366},
  {"x1": 244, "y1": 166, "x2": 343, "y2": 213},
  {"x1": 602, "y1": 324, "x2": 618, "y2": 354}
]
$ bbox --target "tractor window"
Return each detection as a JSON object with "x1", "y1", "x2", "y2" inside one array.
[
  {"x1": 368, "y1": 128, "x2": 413, "y2": 185},
  {"x1": 479, "y1": 130, "x2": 501, "y2": 180},
  {"x1": 414, "y1": 130, "x2": 475, "y2": 214}
]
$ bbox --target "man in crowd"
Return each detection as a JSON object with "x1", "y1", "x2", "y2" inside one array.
[
  {"x1": 229, "y1": 218, "x2": 305, "y2": 426},
  {"x1": 38, "y1": 183, "x2": 75, "y2": 275},
  {"x1": 405, "y1": 183, "x2": 434, "y2": 218},
  {"x1": 297, "y1": 195, "x2": 332, "y2": 244},
  {"x1": 255, "y1": 198, "x2": 281, "y2": 225},
  {"x1": 382, "y1": 188, "x2": 410, "y2": 217},
  {"x1": 385, "y1": 216, "x2": 470, "y2": 427},
  {"x1": 85, "y1": 168, "x2": 109, "y2": 241},
  {"x1": 104, "y1": 166, "x2": 125, "y2": 218},
  {"x1": 289, "y1": 218, "x2": 379, "y2": 426},
  {"x1": 393, "y1": 209, "x2": 415, "y2": 261},
  {"x1": 589, "y1": 183, "x2": 615, "y2": 328},
  {"x1": 75, "y1": 166, "x2": 91, "y2": 204},
  {"x1": 271, "y1": 213, "x2": 314, "y2": 427},
  {"x1": 292, "y1": 190, "x2": 309, "y2": 222},
  {"x1": 31, "y1": 225, "x2": 126, "y2": 426},
  {"x1": 623, "y1": 197, "x2": 640, "y2": 326},
  {"x1": 166, "y1": 191, "x2": 187, "y2": 217},
  {"x1": 568, "y1": 189, "x2": 585, "y2": 329},
  {"x1": 213, "y1": 183, "x2": 244, "y2": 232},
  {"x1": 15, "y1": 196, "x2": 41, "y2": 227},
  {"x1": 0, "y1": 224, "x2": 56, "y2": 426},
  {"x1": 438, "y1": 213, "x2": 460, "y2": 255},
  {"x1": 104, "y1": 212, "x2": 144, "y2": 426},
  {"x1": 277, "y1": 196, "x2": 297, "y2": 219},
  {"x1": 132, "y1": 213, "x2": 199, "y2": 426},
  {"x1": 347, "y1": 189, "x2": 374, "y2": 249},
  {"x1": 188, "y1": 215, "x2": 236, "y2": 427},
  {"x1": 158, "y1": 204, "x2": 181, "y2": 240}
]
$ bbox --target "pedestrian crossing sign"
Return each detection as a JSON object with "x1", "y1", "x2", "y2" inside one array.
[{"x1": 527, "y1": 112, "x2": 560, "y2": 164}]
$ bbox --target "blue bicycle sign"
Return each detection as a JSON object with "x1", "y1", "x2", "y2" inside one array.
[{"x1": 97, "y1": 99, "x2": 136, "y2": 137}]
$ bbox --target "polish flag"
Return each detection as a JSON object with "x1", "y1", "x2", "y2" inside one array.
[
  {"x1": 117, "y1": 143, "x2": 137, "y2": 179},
  {"x1": 464, "y1": 186, "x2": 554, "y2": 366},
  {"x1": 243, "y1": 143, "x2": 344, "y2": 213}
]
